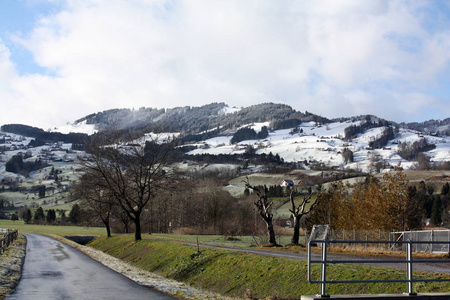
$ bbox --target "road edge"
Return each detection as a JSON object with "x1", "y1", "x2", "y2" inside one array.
[{"x1": 49, "y1": 234, "x2": 237, "y2": 300}]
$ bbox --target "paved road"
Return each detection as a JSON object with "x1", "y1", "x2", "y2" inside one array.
[
  {"x1": 179, "y1": 241, "x2": 450, "y2": 274},
  {"x1": 7, "y1": 234, "x2": 177, "y2": 300}
]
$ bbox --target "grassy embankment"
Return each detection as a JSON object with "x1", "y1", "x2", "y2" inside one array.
[{"x1": 89, "y1": 235, "x2": 450, "y2": 299}]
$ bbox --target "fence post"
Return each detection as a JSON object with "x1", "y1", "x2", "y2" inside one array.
[
  {"x1": 431, "y1": 230, "x2": 434, "y2": 253},
  {"x1": 406, "y1": 240, "x2": 416, "y2": 295},
  {"x1": 320, "y1": 240, "x2": 329, "y2": 298}
]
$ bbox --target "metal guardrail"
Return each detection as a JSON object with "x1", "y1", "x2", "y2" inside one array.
[
  {"x1": 0, "y1": 229, "x2": 19, "y2": 254},
  {"x1": 308, "y1": 239, "x2": 450, "y2": 297}
]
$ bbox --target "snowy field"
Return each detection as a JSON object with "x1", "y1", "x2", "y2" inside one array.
[{"x1": 185, "y1": 121, "x2": 450, "y2": 173}]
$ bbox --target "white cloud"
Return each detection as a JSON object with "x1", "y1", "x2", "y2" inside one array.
[{"x1": 0, "y1": 0, "x2": 449, "y2": 129}]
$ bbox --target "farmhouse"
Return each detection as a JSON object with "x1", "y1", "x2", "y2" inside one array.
[{"x1": 281, "y1": 180, "x2": 294, "y2": 187}]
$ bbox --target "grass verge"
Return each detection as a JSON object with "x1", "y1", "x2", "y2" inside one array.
[
  {"x1": 0, "y1": 235, "x2": 26, "y2": 300},
  {"x1": 88, "y1": 235, "x2": 450, "y2": 299}
]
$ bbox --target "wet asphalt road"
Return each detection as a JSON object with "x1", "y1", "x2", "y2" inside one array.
[{"x1": 7, "y1": 234, "x2": 177, "y2": 300}]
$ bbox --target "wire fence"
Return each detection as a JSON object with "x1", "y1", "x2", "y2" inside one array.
[
  {"x1": 306, "y1": 228, "x2": 450, "y2": 253},
  {"x1": 390, "y1": 230, "x2": 450, "y2": 253},
  {"x1": 307, "y1": 229, "x2": 392, "y2": 251}
]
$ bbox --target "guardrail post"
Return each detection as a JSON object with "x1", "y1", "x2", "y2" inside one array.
[
  {"x1": 406, "y1": 240, "x2": 416, "y2": 296},
  {"x1": 307, "y1": 241, "x2": 312, "y2": 283},
  {"x1": 320, "y1": 240, "x2": 330, "y2": 298}
]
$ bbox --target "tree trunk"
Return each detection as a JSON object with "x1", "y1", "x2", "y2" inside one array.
[
  {"x1": 291, "y1": 215, "x2": 300, "y2": 244},
  {"x1": 134, "y1": 213, "x2": 142, "y2": 241},
  {"x1": 105, "y1": 221, "x2": 112, "y2": 238},
  {"x1": 267, "y1": 221, "x2": 277, "y2": 245}
]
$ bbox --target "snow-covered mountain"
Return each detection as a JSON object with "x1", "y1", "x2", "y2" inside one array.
[{"x1": 1, "y1": 103, "x2": 449, "y2": 174}]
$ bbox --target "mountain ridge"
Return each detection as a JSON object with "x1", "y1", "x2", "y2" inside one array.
[
  {"x1": 1, "y1": 102, "x2": 449, "y2": 174},
  {"x1": 2, "y1": 102, "x2": 449, "y2": 137}
]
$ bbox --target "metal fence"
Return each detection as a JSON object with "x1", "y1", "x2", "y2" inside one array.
[
  {"x1": 390, "y1": 230, "x2": 450, "y2": 253},
  {"x1": 0, "y1": 229, "x2": 19, "y2": 254},
  {"x1": 308, "y1": 229, "x2": 450, "y2": 253},
  {"x1": 308, "y1": 239, "x2": 450, "y2": 297}
]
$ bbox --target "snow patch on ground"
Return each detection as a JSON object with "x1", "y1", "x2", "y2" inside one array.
[{"x1": 219, "y1": 106, "x2": 241, "y2": 115}]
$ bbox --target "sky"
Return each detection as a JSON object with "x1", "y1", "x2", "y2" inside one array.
[{"x1": 1, "y1": 0, "x2": 450, "y2": 130}]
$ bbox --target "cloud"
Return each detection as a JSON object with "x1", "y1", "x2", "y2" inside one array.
[{"x1": 0, "y1": 0, "x2": 449, "y2": 129}]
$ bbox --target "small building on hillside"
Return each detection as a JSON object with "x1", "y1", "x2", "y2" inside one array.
[
  {"x1": 298, "y1": 180, "x2": 315, "y2": 187},
  {"x1": 281, "y1": 180, "x2": 294, "y2": 187}
]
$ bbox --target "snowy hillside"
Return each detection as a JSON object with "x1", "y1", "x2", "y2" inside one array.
[
  {"x1": 0, "y1": 132, "x2": 79, "y2": 182},
  {"x1": 186, "y1": 121, "x2": 450, "y2": 172},
  {"x1": 1, "y1": 100, "x2": 449, "y2": 175}
]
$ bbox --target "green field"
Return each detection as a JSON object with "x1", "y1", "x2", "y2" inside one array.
[
  {"x1": 0, "y1": 220, "x2": 105, "y2": 236},
  {"x1": 147, "y1": 232, "x2": 303, "y2": 247},
  {"x1": 0, "y1": 220, "x2": 302, "y2": 246}
]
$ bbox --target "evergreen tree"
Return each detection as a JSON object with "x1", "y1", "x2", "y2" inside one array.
[
  {"x1": 69, "y1": 204, "x2": 82, "y2": 224},
  {"x1": 342, "y1": 148, "x2": 354, "y2": 164},
  {"x1": 24, "y1": 208, "x2": 32, "y2": 224},
  {"x1": 257, "y1": 126, "x2": 269, "y2": 139},
  {"x1": 431, "y1": 196, "x2": 443, "y2": 226},
  {"x1": 34, "y1": 207, "x2": 45, "y2": 222},
  {"x1": 38, "y1": 185, "x2": 46, "y2": 198},
  {"x1": 46, "y1": 209, "x2": 56, "y2": 223},
  {"x1": 405, "y1": 186, "x2": 424, "y2": 230}
]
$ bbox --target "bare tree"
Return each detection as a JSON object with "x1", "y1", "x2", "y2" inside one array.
[
  {"x1": 112, "y1": 205, "x2": 131, "y2": 233},
  {"x1": 244, "y1": 180, "x2": 277, "y2": 245},
  {"x1": 80, "y1": 131, "x2": 177, "y2": 241},
  {"x1": 73, "y1": 172, "x2": 114, "y2": 237},
  {"x1": 289, "y1": 187, "x2": 322, "y2": 245}
]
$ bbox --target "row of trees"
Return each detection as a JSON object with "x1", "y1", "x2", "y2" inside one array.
[
  {"x1": 16, "y1": 204, "x2": 82, "y2": 225},
  {"x1": 245, "y1": 184, "x2": 293, "y2": 198},
  {"x1": 308, "y1": 171, "x2": 414, "y2": 231},
  {"x1": 398, "y1": 138, "x2": 436, "y2": 161},
  {"x1": 307, "y1": 171, "x2": 450, "y2": 232},
  {"x1": 369, "y1": 127, "x2": 394, "y2": 149},
  {"x1": 230, "y1": 126, "x2": 269, "y2": 144}
]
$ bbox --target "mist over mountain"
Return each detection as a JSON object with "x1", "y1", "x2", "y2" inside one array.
[{"x1": 72, "y1": 102, "x2": 329, "y2": 135}]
